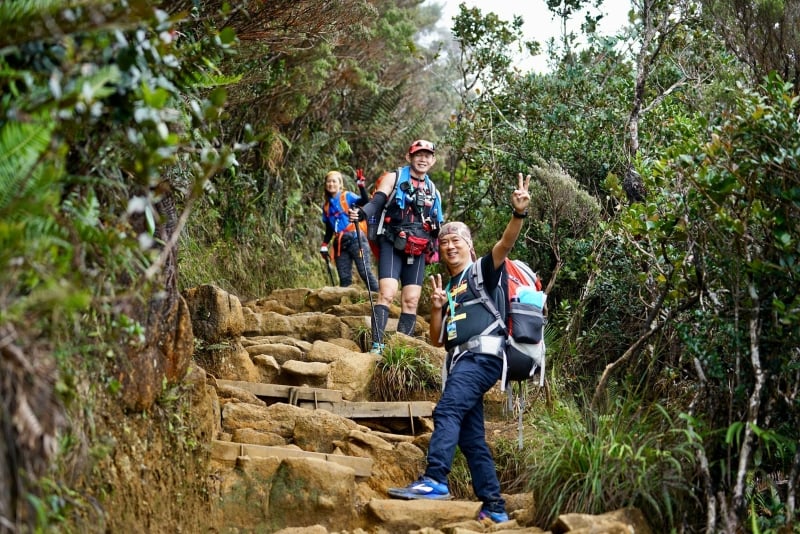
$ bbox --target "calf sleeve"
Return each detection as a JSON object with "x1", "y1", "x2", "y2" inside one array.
[
  {"x1": 371, "y1": 304, "x2": 390, "y2": 343},
  {"x1": 397, "y1": 312, "x2": 417, "y2": 336}
]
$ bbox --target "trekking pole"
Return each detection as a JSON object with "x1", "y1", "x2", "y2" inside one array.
[
  {"x1": 324, "y1": 256, "x2": 336, "y2": 286},
  {"x1": 354, "y1": 207, "x2": 378, "y2": 346}
]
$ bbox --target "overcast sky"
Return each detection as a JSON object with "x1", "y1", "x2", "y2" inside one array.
[{"x1": 425, "y1": 0, "x2": 632, "y2": 72}]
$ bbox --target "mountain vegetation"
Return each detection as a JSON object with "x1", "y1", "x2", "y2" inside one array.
[{"x1": 1, "y1": 0, "x2": 798, "y2": 532}]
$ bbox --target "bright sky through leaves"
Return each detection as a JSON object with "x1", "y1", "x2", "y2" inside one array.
[{"x1": 427, "y1": 0, "x2": 631, "y2": 72}]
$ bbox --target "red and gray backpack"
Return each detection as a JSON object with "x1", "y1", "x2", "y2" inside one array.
[
  {"x1": 468, "y1": 257, "x2": 547, "y2": 448},
  {"x1": 468, "y1": 257, "x2": 546, "y2": 388}
]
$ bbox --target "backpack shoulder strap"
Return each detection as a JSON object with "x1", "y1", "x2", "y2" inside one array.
[
  {"x1": 339, "y1": 191, "x2": 350, "y2": 212},
  {"x1": 466, "y1": 259, "x2": 507, "y2": 334},
  {"x1": 388, "y1": 169, "x2": 401, "y2": 202},
  {"x1": 374, "y1": 171, "x2": 400, "y2": 238},
  {"x1": 426, "y1": 176, "x2": 437, "y2": 197}
]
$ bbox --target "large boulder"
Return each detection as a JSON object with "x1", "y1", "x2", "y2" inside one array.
[
  {"x1": 327, "y1": 350, "x2": 381, "y2": 401},
  {"x1": 216, "y1": 383, "x2": 266, "y2": 406},
  {"x1": 268, "y1": 458, "x2": 357, "y2": 530},
  {"x1": 367, "y1": 499, "x2": 482, "y2": 531},
  {"x1": 281, "y1": 360, "x2": 329, "y2": 388},
  {"x1": 194, "y1": 341, "x2": 259, "y2": 383},
  {"x1": 292, "y1": 408, "x2": 367, "y2": 453},
  {"x1": 240, "y1": 335, "x2": 312, "y2": 353},
  {"x1": 183, "y1": 284, "x2": 245, "y2": 342},
  {"x1": 553, "y1": 508, "x2": 653, "y2": 534},
  {"x1": 348, "y1": 440, "x2": 426, "y2": 497},
  {"x1": 214, "y1": 456, "x2": 281, "y2": 530},
  {"x1": 288, "y1": 312, "x2": 348, "y2": 341},
  {"x1": 245, "y1": 342, "x2": 304, "y2": 363},
  {"x1": 265, "y1": 288, "x2": 310, "y2": 312},
  {"x1": 303, "y1": 286, "x2": 365, "y2": 312},
  {"x1": 251, "y1": 354, "x2": 282, "y2": 383},
  {"x1": 241, "y1": 298, "x2": 295, "y2": 315},
  {"x1": 221, "y1": 401, "x2": 295, "y2": 436},
  {"x1": 307, "y1": 340, "x2": 353, "y2": 363},
  {"x1": 231, "y1": 428, "x2": 287, "y2": 447},
  {"x1": 243, "y1": 311, "x2": 293, "y2": 337}
]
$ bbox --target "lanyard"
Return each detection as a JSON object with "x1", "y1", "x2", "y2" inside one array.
[{"x1": 445, "y1": 264, "x2": 472, "y2": 320}]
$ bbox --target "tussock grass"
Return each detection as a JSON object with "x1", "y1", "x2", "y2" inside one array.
[
  {"x1": 524, "y1": 393, "x2": 696, "y2": 530},
  {"x1": 372, "y1": 343, "x2": 441, "y2": 402}
]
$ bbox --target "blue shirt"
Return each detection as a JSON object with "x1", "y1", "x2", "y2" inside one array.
[{"x1": 322, "y1": 191, "x2": 360, "y2": 234}]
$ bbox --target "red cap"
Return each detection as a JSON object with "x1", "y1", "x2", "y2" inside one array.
[{"x1": 408, "y1": 139, "x2": 435, "y2": 155}]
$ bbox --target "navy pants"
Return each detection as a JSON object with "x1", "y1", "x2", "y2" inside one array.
[
  {"x1": 424, "y1": 352, "x2": 506, "y2": 513},
  {"x1": 335, "y1": 233, "x2": 379, "y2": 290}
]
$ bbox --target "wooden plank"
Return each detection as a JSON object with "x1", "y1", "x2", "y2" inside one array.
[
  {"x1": 295, "y1": 401, "x2": 336, "y2": 412},
  {"x1": 327, "y1": 401, "x2": 433, "y2": 419},
  {"x1": 216, "y1": 379, "x2": 343, "y2": 403},
  {"x1": 211, "y1": 440, "x2": 372, "y2": 477}
]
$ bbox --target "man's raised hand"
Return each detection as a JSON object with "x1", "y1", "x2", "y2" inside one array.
[
  {"x1": 512, "y1": 173, "x2": 531, "y2": 213},
  {"x1": 429, "y1": 274, "x2": 446, "y2": 310}
]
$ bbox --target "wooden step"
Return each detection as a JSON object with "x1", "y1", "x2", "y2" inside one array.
[
  {"x1": 211, "y1": 439, "x2": 373, "y2": 477},
  {"x1": 216, "y1": 379, "x2": 434, "y2": 419},
  {"x1": 216, "y1": 379, "x2": 342, "y2": 405},
  {"x1": 327, "y1": 401, "x2": 433, "y2": 419}
]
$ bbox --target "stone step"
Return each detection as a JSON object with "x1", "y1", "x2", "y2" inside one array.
[{"x1": 211, "y1": 439, "x2": 373, "y2": 477}]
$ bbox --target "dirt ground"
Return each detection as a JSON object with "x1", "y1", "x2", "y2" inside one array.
[{"x1": 66, "y1": 365, "x2": 218, "y2": 533}]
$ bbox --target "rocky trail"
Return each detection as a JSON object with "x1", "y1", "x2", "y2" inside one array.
[{"x1": 181, "y1": 283, "x2": 653, "y2": 533}]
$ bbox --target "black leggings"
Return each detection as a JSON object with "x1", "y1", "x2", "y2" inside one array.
[{"x1": 335, "y1": 233, "x2": 379, "y2": 290}]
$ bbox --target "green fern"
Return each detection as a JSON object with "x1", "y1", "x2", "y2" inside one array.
[
  {"x1": 0, "y1": 0, "x2": 62, "y2": 25},
  {"x1": 0, "y1": 118, "x2": 55, "y2": 215}
]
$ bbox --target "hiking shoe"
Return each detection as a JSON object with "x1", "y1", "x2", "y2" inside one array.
[
  {"x1": 369, "y1": 342, "x2": 385, "y2": 355},
  {"x1": 387, "y1": 476, "x2": 451, "y2": 500},
  {"x1": 478, "y1": 509, "x2": 509, "y2": 523}
]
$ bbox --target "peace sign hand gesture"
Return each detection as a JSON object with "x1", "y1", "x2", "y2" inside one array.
[
  {"x1": 429, "y1": 274, "x2": 446, "y2": 311},
  {"x1": 511, "y1": 172, "x2": 531, "y2": 215}
]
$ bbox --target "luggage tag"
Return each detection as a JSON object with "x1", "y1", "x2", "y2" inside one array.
[
  {"x1": 446, "y1": 320, "x2": 457, "y2": 341},
  {"x1": 445, "y1": 270, "x2": 469, "y2": 342}
]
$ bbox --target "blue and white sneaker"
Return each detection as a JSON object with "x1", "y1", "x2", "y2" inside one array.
[
  {"x1": 387, "y1": 476, "x2": 452, "y2": 500},
  {"x1": 478, "y1": 509, "x2": 509, "y2": 523},
  {"x1": 369, "y1": 342, "x2": 385, "y2": 355}
]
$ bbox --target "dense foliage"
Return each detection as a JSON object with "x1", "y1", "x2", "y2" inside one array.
[{"x1": 1, "y1": 0, "x2": 798, "y2": 532}]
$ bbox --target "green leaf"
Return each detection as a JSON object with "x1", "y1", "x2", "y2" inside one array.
[
  {"x1": 219, "y1": 27, "x2": 236, "y2": 45},
  {"x1": 725, "y1": 421, "x2": 744, "y2": 446}
]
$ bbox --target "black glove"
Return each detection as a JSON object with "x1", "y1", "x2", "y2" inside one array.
[{"x1": 349, "y1": 207, "x2": 366, "y2": 222}]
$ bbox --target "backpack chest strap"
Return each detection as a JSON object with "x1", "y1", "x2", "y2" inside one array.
[{"x1": 447, "y1": 334, "x2": 505, "y2": 360}]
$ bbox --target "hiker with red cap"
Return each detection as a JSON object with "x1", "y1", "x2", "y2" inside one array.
[
  {"x1": 350, "y1": 140, "x2": 443, "y2": 354},
  {"x1": 386, "y1": 172, "x2": 532, "y2": 525}
]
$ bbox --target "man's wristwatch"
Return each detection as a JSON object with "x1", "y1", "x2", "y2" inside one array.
[{"x1": 512, "y1": 208, "x2": 528, "y2": 219}]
